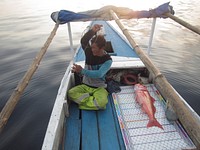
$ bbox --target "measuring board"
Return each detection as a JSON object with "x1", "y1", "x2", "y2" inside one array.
[{"x1": 112, "y1": 84, "x2": 196, "y2": 150}]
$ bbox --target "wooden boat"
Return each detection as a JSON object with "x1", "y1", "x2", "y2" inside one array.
[{"x1": 41, "y1": 12, "x2": 200, "y2": 150}]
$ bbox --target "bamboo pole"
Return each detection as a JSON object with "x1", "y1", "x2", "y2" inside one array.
[
  {"x1": 0, "y1": 23, "x2": 59, "y2": 133},
  {"x1": 165, "y1": 12, "x2": 200, "y2": 35},
  {"x1": 110, "y1": 10, "x2": 200, "y2": 148}
]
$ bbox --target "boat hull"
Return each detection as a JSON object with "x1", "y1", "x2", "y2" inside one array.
[{"x1": 42, "y1": 20, "x2": 199, "y2": 150}]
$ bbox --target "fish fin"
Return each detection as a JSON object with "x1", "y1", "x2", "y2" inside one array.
[
  {"x1": 147, "y1": 119, "x2": 164, "y2": 130},
  {"x1": 152, "y1": 104, "x2": 156, "y2": 114},
  {"x1": 150, "y1": 97, "x2": 156, "y2": 113},
  {"x1": 150, "y1": 96, "x2": 155, "y2": 103}
]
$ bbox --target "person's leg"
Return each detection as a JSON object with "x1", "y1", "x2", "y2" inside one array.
[
  {"x1": 79, "y1": 87, "x2": 108, "y2": 110},
  {"x1": 93, "y1": 87, "x2": 108, "y2": 109},
  {"x1": 68, "y1": 84, "x2": 91, "y2": 104}
]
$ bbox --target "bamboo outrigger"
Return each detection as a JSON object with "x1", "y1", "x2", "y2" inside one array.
[{"x1": 0, "y1": 2, "x2": 200, "y2": 149}]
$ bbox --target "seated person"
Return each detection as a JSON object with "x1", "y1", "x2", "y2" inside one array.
[{"x1": 68, "y1": 24, "x2": 112, "y2": 110}]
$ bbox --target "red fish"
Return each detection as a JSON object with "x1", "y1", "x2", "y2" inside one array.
[{"x1": 134, "y1": 84, "x2": 163, "y2": 130}]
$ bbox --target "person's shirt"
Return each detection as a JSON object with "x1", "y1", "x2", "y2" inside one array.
[{"x1": 80, "y1": 29, "x2": 112, "y2": 88}]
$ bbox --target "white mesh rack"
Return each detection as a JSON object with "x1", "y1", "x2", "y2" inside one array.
[{"x1": 112, "y1": 84, "x2": 196, "y2": 150}]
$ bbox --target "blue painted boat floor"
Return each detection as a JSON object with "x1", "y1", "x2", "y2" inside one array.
[{"x1": 64, "y1": 94, "x2": 125, "y2": 150}]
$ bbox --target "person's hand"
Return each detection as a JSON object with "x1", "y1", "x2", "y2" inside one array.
[
  {"x1": 71, "y1": 64, "x2": 83, "y2": 73},
  {"x1": 92, "y1": 24, "x2": 102, "y2": 32}
]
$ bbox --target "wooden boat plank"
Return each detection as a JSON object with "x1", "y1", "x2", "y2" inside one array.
[
  {"x1": 81, "y1": 110, "x2": 99, "y2": 150},
  {"x1": 75, "y1": 56, "x2": 145, "y2": 70},
  {"x1": 97, "y1": 98, "x2": 121, "y2": 150},
  {"x1": 64, "y1": 119, "x2": 81, "y2": 150},
  {"x1": 68, "y1": 102, "x2": 80, "y2": 119},
  {"x1": 64, "y1": 103, "x2": 81, "y2": 150}
]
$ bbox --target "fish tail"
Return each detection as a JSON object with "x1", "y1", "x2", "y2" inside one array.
[{"x1": 147, "y1": 119, "x2": 164, "y2": 130}]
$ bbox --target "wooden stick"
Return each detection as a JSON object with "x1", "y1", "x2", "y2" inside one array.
[
  {"x1": 0, "y1": 23, "x2": 59, "y2": 133},
  {"x1": 165, "y1": 12, "x2": 200, "y2": 35},
  {"x1": 110, "y1": 10, "x2": 200, "y2": 148}
]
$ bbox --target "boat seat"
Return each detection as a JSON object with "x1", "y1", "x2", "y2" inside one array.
[{"x1": 64, "y1": 94, "x2": 125, "y2": 150}]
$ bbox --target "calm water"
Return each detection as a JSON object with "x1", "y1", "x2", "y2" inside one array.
[{"x1": 0, "y1": 0, "x2": 200, "y2": 149}]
